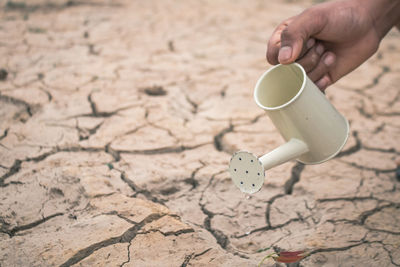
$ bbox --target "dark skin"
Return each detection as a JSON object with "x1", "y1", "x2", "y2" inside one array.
[{"x1": 267, "y1": 0, "x2": 400, "y2": 91}]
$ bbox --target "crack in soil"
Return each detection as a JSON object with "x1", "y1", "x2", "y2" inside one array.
[
  {"x1": 308, "y1": 240, "x2": 368, "y2": 256},
  {"x1": 101, "y1": 211, "x2": 137, "y2": 225},
  {"x1": 359, "y1": 65, "x2": 390, "y2": 91},
  {"x1": 339, "y1": 160, "x2": 397, "y2": 174},
  {"x1": 183, "y1": 161, "x2": 206, "y2": 190},
  {"x1": 212, "y1": 113, "x2": 266, "y2": 153},
  {"x1": 118, "y1": 143, "x2": 210, "y2": 155},
  {"x1": 180, "y1": 253, "x2": 194, "y2": 267},
  {"x1": 382, "y1": 243, "x2": 400, "y2": 266},
  {"x1": 327, "y1": 202, "x2": 400, "y2": 227},
  {"x1": 304, "y1": 239, "x2": 399, "y2": 266},
  {"x1": 5, "y1": 0, "x2": 122, "y2": 13},
  {"x1": 0, "y1": 128, "x2": 9, "y2": 141},
  {"x1": 137, "y1": 227, "x2": 195, "y2": 237},
  {"x1": 200, "y1": 202, "x2": 230, "y2": 249},
  {"x1": 119, "y1": 240, "x2": 132, "y2": 267},
  {"x1": 38, "y1": 86, "x2": 52, "y2": 102},
  {"x1": 105, "y1": 143, "x2": 121, "y2": 162},
  {"x1": 336, "y1": 131, "x2": 362, "y2": 158},
  {"x1": 0, "y1": 159, "x2": 22, "y2": 186},
  {"x1": 196, "y1": 171, "x2": 245, "y2": 254},
  {"x1": 0, "y1": 93, "x2": 35, "y2": 117},
  {"x1": 59, "y1": 213, "x2": 167, "y2": 267},
  {"x1": 265, "y1": 194, "x2": 285, "y2": 228},
  {"x1": 180, "y1": 248, "x2": 213, "y2": 266},
  {"x1": 181, "y1": 88, "x2": 198, "y2": 114},
  {"x1": 310, "y1": 237, "x2": 400, "y2": 266},
  {"x1": 0, "y1": 145, "x2": 104, "y2": 186},
  {"x1": 357, "y1": 100, "x2": 374, "y2": 119},
  {"x1": 357, "y1": 98, "x2": 400, "y2": 119},
  {"x1": 364, "y1": 146, "x2": 400, "y2": 155},
  {"x1": 358, "y1": 203, "x2": 400, "y2": 225},
  {"x1": 284, "y1": 162, "x2": 305, "y2": 194},
  {"x1": 317, "y1": 195, "x2": 376, "y2": 203},
  {"x1": 82, "y1": 91, "x2": 135, "y2": 118},
  {"x1": 0, "y1": 212, "x2": 63, "y2": 237},
  {"x1": 0, "y1": 143, "x2": 209, "y2": 186},
  {"x1": 148, "y1": 122, "x2": 180, "y2": 144},
  {"x1": 213, "y1": 123, "x2": 234, "y2": 152},
  {"x1": 118, "y1": 170, "x2": 165, "y2": 205},
  {"x1": 67, "y1": 213, "x2": 194, "y2": 267},
  {"x1": 234, "y1": 216, "x2": 303, "y2": 239},
  {"x1": 76, "y1": 120, "x2": 104, "y2": 141}
]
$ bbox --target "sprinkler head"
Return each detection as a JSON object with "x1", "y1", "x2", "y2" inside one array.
[{"x1": 229, "y1": 151, "x2": 265, "y2": 194}]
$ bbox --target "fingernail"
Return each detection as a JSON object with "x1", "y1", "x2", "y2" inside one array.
[
  {"x1": 316, "y1": 44, "x2": 324, "y2": 56},
  {"x1": 306, "y1": 39, "x2": 315, "y2": 49},
  {"x1": 324, "y1": 54, "x2": 335, "y2": 66},
  {"x1": 278, "y1": 46, "x2": 292, "y2": 63}
]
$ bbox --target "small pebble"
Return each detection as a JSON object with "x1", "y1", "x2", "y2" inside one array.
[{"x1": 143, "y1": 85, "x2": 167, "y2": 96}]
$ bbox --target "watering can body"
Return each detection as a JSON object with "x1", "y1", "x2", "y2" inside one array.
[
  {"x1": 229, "y1": 63, "x2": 349, "y2": 194},
  {"x1": 254, "y1": 63, "x2": 349, "y2": 165}
]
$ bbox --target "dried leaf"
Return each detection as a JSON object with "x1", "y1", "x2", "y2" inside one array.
[{"x1": 274, "y1": 250, "x2": 308, "y2": 263}]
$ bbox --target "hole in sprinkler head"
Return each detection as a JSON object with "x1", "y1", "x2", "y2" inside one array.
[
  {"x1": 240, "y1": 181, "x2": 243, "y2": 185},
  {"x1": 252, "y1": 184, "x2": 255, "y2": 187},
  {"x1": 251, "y1": 159, "x2": 253, "y2": 162},
  {"x1": 258, "y1": 172, "x2": 260, "y2": 175},
  {"x1": 234, "y1": 169, "x2": 237, "y2": 171},
  {"x1": 246, "y1": 170, "x2": 248, "y2": 174},
  {"x1": 239, "y1": 157, "x2": 242, "y2": 161}
]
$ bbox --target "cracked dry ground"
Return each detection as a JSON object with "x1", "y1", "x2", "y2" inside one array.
[{"x1": 0, "y1": 0, "x2": 399, "y2": 266}]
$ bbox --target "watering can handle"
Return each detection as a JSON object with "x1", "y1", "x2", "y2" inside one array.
[{"x1": 259, "y1": 138, "x2": 309, "y2": 170}]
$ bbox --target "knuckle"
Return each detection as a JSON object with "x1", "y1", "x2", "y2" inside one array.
[
  {"x1": 301, "y1": 52, "x2": 319, "y2": 71},
  {"x1": 310, "y1": 52, "x2": 319, "y2": 66},
  {"x1": 280, "y1": 27, "x2": 295, "y2": 41},
  {"x1": 304, "y1": 7, "x2": 325, "y2": 25}
]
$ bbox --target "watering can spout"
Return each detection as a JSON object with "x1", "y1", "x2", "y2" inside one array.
[
  {"x1": 228, "y1": 139, "x2": 308, "y2": 194},
  {"x1": 259, "y1": 138, "x2": 309, "y2": 171}
]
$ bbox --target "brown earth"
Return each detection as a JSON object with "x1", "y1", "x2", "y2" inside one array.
[{"x1": 0, "y1": 0, "x2": 399, "y2": 266}]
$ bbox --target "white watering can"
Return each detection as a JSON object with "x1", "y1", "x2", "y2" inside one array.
[{"x1": 229, "y1": 63, "x2": 349, "y2": 194}]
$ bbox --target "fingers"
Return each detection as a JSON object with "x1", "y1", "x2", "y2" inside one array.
[
  {"x1": 278, "y1": 37, "x2": 317, "y2": 64},
  {"x1": 295, "y1": 43, "x2": 335, "y2": 91},
  {"x1": 307, "y1": 51, "x2": 336, "y2": 91},
  {"x1": 267, "y1": 26, "x2": 315, "y2": 66},
  {"x1": 267, "y1": 9, "x2": 326, "y2": 65},
  {"x1": 266, "y1": 8, "x2": 334, "y2": 91},
  {"x1": 316, "y1": 75, "x2": 332, "y2": 91},
  {"x1": 267, "y1": 19, "x2": 292, "y2": 65},
  {"x1": 268, "y1": 22, "x2": 336, "y2": 91},
  {"x1": 296, "y1": 42, "x2": 324, "y2": 72},
  {"x1": 278, "y1": 10, "x2": 325, "y2": 64},
  {"x1": 308, "y1": 51, "x2": 335, "y2": 81}
]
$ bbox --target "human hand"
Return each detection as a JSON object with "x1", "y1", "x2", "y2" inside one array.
[{"x1": 267, "y1": 0, "x2": 400, "y2": 91}]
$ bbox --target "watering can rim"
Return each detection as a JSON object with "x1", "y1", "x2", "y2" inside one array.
[{"x1": 254, "y1": 62, "x2": 306, "y2": 111}]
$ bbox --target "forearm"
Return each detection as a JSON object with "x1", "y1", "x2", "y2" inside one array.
[{"x1": 361, "y1": 0, "x2": 400, "y2": 38}]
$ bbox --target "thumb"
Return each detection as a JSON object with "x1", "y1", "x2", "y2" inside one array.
[{"x1": 278, "y1": 10, "x2": 326, "y2": 64}]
